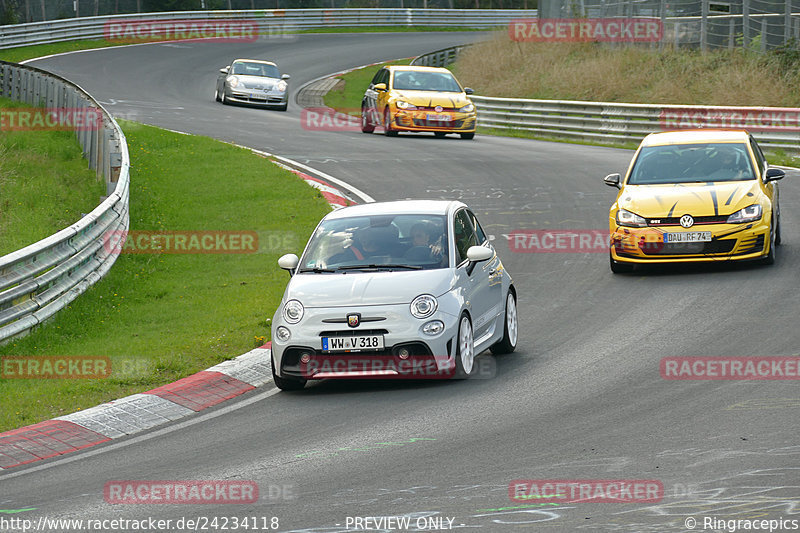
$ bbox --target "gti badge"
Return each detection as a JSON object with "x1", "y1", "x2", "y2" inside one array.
[
  {"x1": 680, "y1": 214, "x2": 694, "y2": 228},
  {"x1": 347, "y1": 313, "x2": 361, "y2": 328}
]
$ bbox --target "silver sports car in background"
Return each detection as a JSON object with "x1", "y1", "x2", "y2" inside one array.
[
  {"x1": 215, "y1": 59, "x2": 290, "y2": 111},
  {"x1": 270, "y1": 200, "x2": 518, "y2": 391}
]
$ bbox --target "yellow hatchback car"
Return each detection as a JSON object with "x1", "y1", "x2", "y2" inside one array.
[
  {"x1": 361, "y1": 65, "x2": 477, "y2": 139},
  {"x1": 604, "y1": 130, "x2": 785, "y2": 273}
]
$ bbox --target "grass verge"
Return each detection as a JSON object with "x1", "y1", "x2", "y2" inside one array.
[
  {"x1": 0, "y1": 97, "x2": 106, "y2": 256},
  {"x1": 453, "y1": 32, "x2": 800, "y2": 107},
  {"x1": 0, "y1": 39, "x2": 114, "y2": 64},
  {"x1": 0, "y1": 120, "x2": 332, "y2": 432}
]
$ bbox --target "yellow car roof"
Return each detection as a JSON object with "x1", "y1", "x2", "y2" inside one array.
[{"x1": 642, "y1": 129, "x2": 750, "y2": 147}]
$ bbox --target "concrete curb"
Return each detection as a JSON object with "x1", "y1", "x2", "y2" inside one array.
[{"x1": 0, "y1": 166, "x2": 359, "y2": 471}]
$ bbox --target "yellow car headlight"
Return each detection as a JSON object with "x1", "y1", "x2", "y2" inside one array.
[
  {"x1": 616, "y1": 209, "x2": 647, "y2": 228},
  {"x1": 726, "y1": 204, "x2": 762, "y2": 224},
  {"x1": 395, "y1": 101, "x2": 417, "y2": 110}
]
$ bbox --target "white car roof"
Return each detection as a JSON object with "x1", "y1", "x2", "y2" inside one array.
[{"x1": 324, "y1": 200, "x2": 465, "y2": 220}]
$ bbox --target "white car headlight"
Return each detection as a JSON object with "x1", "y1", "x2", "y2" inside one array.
[
  {"x1": 410, "y1": 294, "x2": 438, "y2": 319},
  {"x1": 227, "y1": 75, "x2": 240, "y2": 88},
  {"x1": 726, "y1": 204, "x2": 762, "y2": 224},
  {"x1": 283, "y1": 299, "x2": 304, "y2": 324},
  {"x1": 458, "y1": 103, "x2": 475, "y2": 113},
  {"x1": 276, "y1": 80, "x2": 288, "y2": 92},
  {"x1": 616, "y1": 208, "x2": 647, "y2": 228},
  {"x1": 395, "y1": 101, "x2": 417, "y2": 110}
]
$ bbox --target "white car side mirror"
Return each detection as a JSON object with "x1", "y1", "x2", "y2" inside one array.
[
  {"x1": 278, "y1": 253, "x2": 299, "y2": 271},
  {"x1": 466, "y1": 246, "x2": 493, "y2": 262}
]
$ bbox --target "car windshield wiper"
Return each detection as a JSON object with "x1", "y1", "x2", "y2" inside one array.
[
  {"x1": 297, "y1": 267, "x2": 338, "y2": 273},
  {"x1": 338, "y1": 264, "x2": 423, "y2": 271}
]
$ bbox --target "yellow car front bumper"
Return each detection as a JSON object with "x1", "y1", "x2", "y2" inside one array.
[
  {"x1": 609, "y1": 220, "x2": 772, "y2": 263},
  {"x1": 389, "y1": 109, "x2": 476, "y2": 133}
]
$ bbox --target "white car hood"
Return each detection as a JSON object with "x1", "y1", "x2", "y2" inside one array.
[
  {"x1": 285, "y1": 269, "x2": 454, "y2": 307},
  {"x1": 235, "y1": 75, "x2": 279, "y2": 89}
]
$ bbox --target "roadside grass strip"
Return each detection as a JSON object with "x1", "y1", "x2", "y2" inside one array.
[
  {"x1": 0, "y1": 97, "x2": 106, "y2": 256},
  {"x1": 0, "y1": 121, "x2": 332, "y2": 433}
]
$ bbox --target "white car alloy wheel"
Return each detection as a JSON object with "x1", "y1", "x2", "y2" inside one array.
[
  {"x1": 457, "y1": 315, "x2": 474, "y2": 377},
  {"x1": 506, "y1": 293, "x2": 518, "y2": 347},
  {"x1": 491, "y1": 290, "x2": 518, "y2": 355}
]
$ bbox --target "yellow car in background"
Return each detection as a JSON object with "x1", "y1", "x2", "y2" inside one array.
[
  {"x1": 361, "y1": 65, "x2": 477, "y2": 139},
  {"x1": 604, "y1": 130, "x2": 785, "y2": 273}
]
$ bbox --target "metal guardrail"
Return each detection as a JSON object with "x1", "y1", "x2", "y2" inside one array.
[
  {"x1": 0, "y1": 9, "x2": 538, "y2": 49},
  {"x1": 0, "y1": 62, "x2": 130, "y2": 342},
  {"x1": 412, "y1": 45, "x2": 800, "y2": 154}
]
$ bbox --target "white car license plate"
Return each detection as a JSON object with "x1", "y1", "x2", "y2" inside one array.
[
  {"x1": 426, "y1": 113, "x2": 451, "y2": 122},
  {"x1": 322, "y1": 335, "x2": 384, "y2": 352},
  {"x1": 664, "y1": 232, "x2": 712, "y2": 243}
]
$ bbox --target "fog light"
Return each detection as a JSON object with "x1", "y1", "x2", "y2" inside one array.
[
  {"x1": 422, "y1": 320, "x2": 445, "y2": 336},
  {"x1": 398, "y1": 348, "x2": 410, "y2": 360},
  {"x1": 300, "y1": 353, "x2": 311, "y2": 364},
  {"x1": 275, "y1": 326, "x2": 291, "y2": 342}
]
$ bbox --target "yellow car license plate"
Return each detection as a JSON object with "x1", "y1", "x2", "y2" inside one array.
[{"x1": 664, "y1": 232, "x2": 712, "y2": 243}]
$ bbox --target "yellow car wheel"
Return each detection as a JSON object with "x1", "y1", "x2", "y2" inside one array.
[{"x1": 384, "y1": 109, "x2": 398, "y2": 137}]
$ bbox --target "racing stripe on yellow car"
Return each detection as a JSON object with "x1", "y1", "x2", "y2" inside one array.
[
  {"x1": 667, "y1": 201, "x2": 679, "y2": 218},
  {"x1": 708, "y1": 188, "x2": 719, "y2": 215}
]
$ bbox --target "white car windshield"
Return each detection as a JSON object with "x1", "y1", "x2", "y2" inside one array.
[
  {"x1": 231, "y1": 62, "x2": 280, "y2": 79},
  {"x1": 299, "y1": 214, "x2": 449, "y2": 272},
  {"x1": 628, "y1": 142, "x2": 756, "y2": 184}
]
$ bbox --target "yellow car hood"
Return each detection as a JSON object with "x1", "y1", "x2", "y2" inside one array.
[
  {"x1": 392, "y1": 90, "x2": 470, "y2": 109},
  {"x1": 619, "y1": 181, "x2": 762, "y2": 217}
]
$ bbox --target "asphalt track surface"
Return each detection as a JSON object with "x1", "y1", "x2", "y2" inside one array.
[{"x1": 2, "y1": 32, "x2": 799, "y2": 532}]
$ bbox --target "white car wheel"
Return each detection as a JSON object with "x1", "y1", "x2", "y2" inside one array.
[
  {"x1": 455, "y1": 315, "x2": 474, "y2": 378},
  {"x1": 491, "y1": 291, "x2": 518, "y2": 355}
]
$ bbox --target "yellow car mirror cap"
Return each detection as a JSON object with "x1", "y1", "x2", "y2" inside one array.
[{"x1": 373, "y1": 83, "x2": 387, "y2": 92}]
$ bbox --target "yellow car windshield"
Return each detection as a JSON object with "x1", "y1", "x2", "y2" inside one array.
[
  {"x1": 392, "y1": 71, "x2": 462, "y2": 92},
  {"x1": 629, "y1": 143, "x2": 756, "y2": 185}
]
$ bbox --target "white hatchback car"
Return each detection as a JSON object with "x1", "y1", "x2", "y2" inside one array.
[{"x1": 270, "y1": 200, "x2": 517, "y2": 391}]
